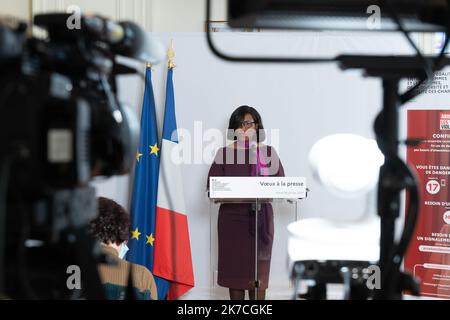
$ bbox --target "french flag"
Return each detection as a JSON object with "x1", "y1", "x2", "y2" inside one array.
[{"x1": 153, "y1": 67, "x2": 194, "y2": 299}]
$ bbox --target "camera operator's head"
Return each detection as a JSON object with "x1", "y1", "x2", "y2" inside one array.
[
  {"x1": 89, "y1": 197, "x2": 131, "y2": 258},
  {"x1": 88, "y1": 196, "x2": 158, "y2": 300}
]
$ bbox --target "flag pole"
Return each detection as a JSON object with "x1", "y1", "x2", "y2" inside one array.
[
  {"x1": 168, "y1": 39, "x2": 176, "y2": 69},
  {"x1": 153, "y1": 37, "x2": 194, "y2": 299}
]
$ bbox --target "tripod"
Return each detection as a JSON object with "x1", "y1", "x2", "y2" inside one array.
[{"x1": 337, "y1": 55, "x2": 441, "y2": 299}]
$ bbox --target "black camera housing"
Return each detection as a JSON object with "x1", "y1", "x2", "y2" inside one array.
[{"x1": 0, "y1": 13, "x2": 142, "y2": 299}]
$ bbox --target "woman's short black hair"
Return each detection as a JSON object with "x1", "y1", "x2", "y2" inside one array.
[
  {"x1": 227, "y1": 105, "x2": 266, "y2": 142},
  {"x1": 89, "y1": 197, "x2": 131, "y2": 245}
]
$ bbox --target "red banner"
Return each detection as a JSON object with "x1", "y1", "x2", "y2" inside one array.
[{"x1": 405, "y1": 109, "x2": 450, "y2": 299}]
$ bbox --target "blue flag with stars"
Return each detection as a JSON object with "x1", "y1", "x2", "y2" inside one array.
[{"x1": 126, "y1": 67, "x2": 170, "y2": 300}]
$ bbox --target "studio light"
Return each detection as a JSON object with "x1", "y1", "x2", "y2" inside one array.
[
  {"x1": 228, "y1": 0, "x2": 449, "y2": 32},
  {"x1": 309, "y1": 134, "x2": 384, "y2": 198},
  {"x1": 287, "y1": 218, "x2": 380, "y2": 263}
]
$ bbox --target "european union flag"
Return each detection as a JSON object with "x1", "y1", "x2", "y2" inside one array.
[{"x1": 126, "y1": 66, "x2": 170, "y2": 300}]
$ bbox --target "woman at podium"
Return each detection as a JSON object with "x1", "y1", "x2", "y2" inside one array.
[{"x1": 207, "y1": 105, "x2": 285, "y2": 300}]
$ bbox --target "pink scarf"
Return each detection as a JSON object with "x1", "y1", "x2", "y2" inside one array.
[
  {"x1": 253, "y1": 146, "x2": 270, "y2": 177},
  {"x1": 240, "y1": 141, "x2": 269, "y2": 177}
]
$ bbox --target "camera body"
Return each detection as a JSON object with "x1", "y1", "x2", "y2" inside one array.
[
  {"x1": 0, "y1": 13, "x2": 143, "y2": 299},
  {"x1": 0, "y1": 14, "x2": 140, "y2": 195}
]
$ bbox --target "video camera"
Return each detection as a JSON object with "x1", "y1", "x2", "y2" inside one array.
[{"x1": 0, "y1": 13, "x2": 160, "y2": 299}]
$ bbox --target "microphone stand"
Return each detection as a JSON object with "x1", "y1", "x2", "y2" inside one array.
[
  {"x1": 338, "y1": 55, "x2": 427, "y2": 299},
  {"x1": 251, "y1": 142, "x2": 260, "y2": 299}
]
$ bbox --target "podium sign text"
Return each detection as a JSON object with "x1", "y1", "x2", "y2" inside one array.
[{"x1": 209, "y1": 177, "x2": 306, "y2": 199}]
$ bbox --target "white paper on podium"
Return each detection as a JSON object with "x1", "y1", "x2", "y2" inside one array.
[{"x1": 209, "y1": 176, "x2": 307, "y2": 199}]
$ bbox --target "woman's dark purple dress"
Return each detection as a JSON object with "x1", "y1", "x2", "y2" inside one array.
[{"x1": 207, "y1": 145, "x2": 285, "y2": 290}]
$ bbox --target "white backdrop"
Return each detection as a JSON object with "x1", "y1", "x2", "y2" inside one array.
[{"x1": 91, "y1": 31, "x2": 416, "y2": 299}]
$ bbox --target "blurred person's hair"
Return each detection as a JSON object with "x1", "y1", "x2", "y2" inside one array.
[{"x1": 89, "y1": 197, "x2": 131, "y2": 245}]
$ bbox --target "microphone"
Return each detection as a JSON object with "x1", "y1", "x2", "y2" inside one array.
[
  {"x1": 249, "y1": 140, "x2": 258, "y2": 151},
  {"x1": 83, "y1": 16, "x2": 166, "y2": 64},
  {"x1": 249, "y1": 140, "x2": 259, "y2": 177}
]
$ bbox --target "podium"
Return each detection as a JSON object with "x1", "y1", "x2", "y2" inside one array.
[{"x1": 208, "y1": 176, "x2": 307, "y2": 299}]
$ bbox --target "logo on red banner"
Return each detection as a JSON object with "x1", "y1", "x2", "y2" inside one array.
[
  {"x1": 426, "y1": 179, "x2": 441, "y2": 195},
  {"x1": 439, "y1": 112, "x2": 450, "y2": 130},
  {"x1": 444, "y1": 211, "x2": 450, "y2": 224}
]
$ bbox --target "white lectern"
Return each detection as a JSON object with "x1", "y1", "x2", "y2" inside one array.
[{"x1": 208, "y1": 176, "x2": 307, "y2": 299}]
